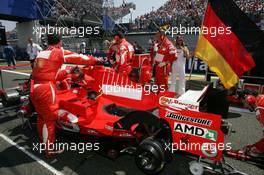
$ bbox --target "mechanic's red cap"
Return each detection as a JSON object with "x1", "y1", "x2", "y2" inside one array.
[{"x1": 246, "y1": 95, "x2": 256, "y2": 105}]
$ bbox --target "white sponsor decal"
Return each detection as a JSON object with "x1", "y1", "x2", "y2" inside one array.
[
  {"x1": 105, "y1": 124, "x2": 113, "y2": 131},
  {"x1": 102, "y1": 84, "x2": 142, "y2": 100},
  {"x1": 57, "y1": 110, "x2": 80, "y2": 132},
  {"x1": 159, "y1": 96, "x2": 199, "y2": 111},
  {"x1": 174, "y1": 122, "x2": 218, "y2": 141},
  {"x1": 60, "y1": 64, "x2": 85, "y2": 70},
  {"x1": 166, "y1": 112, "x2": 212, "y2": 126},
  {"x1": 36, "y1": 50, "x2": 51, "y2": 59},
  {"x1": 87, "y1": 129, "x2": 100, "y2": 135}
]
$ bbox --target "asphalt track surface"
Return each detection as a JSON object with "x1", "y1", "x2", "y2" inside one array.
[{"x1": 0, "y1": 62, "x2": 263, "y2": 175}]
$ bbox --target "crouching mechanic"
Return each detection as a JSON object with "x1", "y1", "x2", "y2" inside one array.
[
  {"x1": 243, "y1": 94, "x2": 264, "y2": 156},
  {"x1": 154, "y1": 30, "x2": 177, "y2": 92},
  {"x1": 30, "y1": 34, "x2": 97, "y2": 156}
]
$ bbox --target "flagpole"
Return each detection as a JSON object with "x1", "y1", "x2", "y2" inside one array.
[
  {"x1": 203, "y1": 0, "x2": 210, "y2": 82},
  {"x1": 190, "y1": 0, "x2": 210, "y2": 81},
  {"x1": 189, "y1": 56, "x2": 195, "y2": 80}
]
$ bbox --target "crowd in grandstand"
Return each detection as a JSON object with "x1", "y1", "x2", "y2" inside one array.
[
  {"x1": 133, "y1": 0, "x2": 264, "y2": 31},
  {"x1": 49, "y1": 0, "x2": 103, "y2": 20},
  {"x1": 134, "y1": 0, "x2": 204, "y2": 31},
  {"x1": 47, "y1": 0, "x2": 135, "y2": 22},
  {"x1": 107, "y1": 2, "x2": 136, "y2": 20},
  {"x1": 44, "y1": 0, "x2": 264, "y2": 31},
  {"x1": 236, "y1": 0, "x2": 264, "y2": 24}
]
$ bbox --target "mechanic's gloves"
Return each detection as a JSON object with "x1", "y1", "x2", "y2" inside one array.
[
  {"x1": 246, "y1": 95, "x2": 256, "y2": 106},
  {"x1": 158, "y1": 62, "x2": 166, "y2": 67}
]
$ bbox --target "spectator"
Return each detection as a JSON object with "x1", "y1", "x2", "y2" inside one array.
[
  {"x1": 169, "y1": 36, "x2": 191, "y2": 95},
  {"x1": 27, "y1": 38, "x2": 43, "y2": 67},
  {"x1": 80, "y1": 40, "x2": 86, "y2": 54},
  {"x1": 3, "y1": 42, "x2": 16, "y2": 68}
]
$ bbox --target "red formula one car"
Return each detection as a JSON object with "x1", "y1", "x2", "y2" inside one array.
[{"x1": 17, "y1": 63, "x2": 244, "y2": 175}]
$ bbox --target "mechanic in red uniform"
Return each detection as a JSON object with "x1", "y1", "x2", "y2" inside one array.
[
  {"x1": 243, "y1": 94, "x2": 264, "y2": 156},
  {"x1": 154, "y1": 30, "x2": 177, "y2": 92},
  {"x1": 111, "y1": 31, "x2": 134, "y2": 75},
  {"x1": 107, "y1": 39, "x2": 118, "y2": 65},
  {"x1": 31, "y1": 34, "x2": 97, "y2": 156}
]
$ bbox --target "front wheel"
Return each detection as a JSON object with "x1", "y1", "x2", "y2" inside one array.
[{"x1": 135, "y1": 138, "x2": 165, "y2": 174}]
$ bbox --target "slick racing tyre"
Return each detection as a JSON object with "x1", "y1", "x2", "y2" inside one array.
[{"x1": 135, "y1": 138, "x2": 165, "y2": 174}]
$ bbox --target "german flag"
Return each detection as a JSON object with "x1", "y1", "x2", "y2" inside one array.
[{"x1": 195, "y1": 0, "x2": 264, "y2": 88}]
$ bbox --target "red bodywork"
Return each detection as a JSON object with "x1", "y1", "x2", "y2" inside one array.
[
  {"x1": 54, "y1": 65, "x2": 174, "y2": 138},
  {"x1": 131, "y1": 54, "x2": 151, "y2": 68},
  {"x1": 130, "y1": 54, "x2": 152, "y2": 85}
]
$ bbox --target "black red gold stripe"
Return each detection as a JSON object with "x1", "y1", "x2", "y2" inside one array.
[{"x1": 195, "y1": 0, "x2": 264, "y2": 88}]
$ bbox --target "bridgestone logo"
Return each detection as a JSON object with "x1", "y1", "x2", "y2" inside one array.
[
  {"x1": 166, "y1": 113, "x2": 212, "y2": 126},
  {"x1": 174, "y1": 122, "x2": 218, "y2": 141}
]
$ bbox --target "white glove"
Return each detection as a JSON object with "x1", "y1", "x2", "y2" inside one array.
[{"x1": 158, "y1": 62, "x2": 166, "y2": 67}]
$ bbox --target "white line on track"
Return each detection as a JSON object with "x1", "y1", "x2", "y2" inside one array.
[
  {"x1": 1, "y1": 70, "x2": 31, "y2": 76},
  {"x1": 0, "y1": 133, "x2": 64, "y2": 175}
]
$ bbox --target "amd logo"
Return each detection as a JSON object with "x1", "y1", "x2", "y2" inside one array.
[
  {"x1": 174, "y1": 122, "x2": 217, "y2": 141},
  {"x1": 174, "y1": 123, "x2": 204, "y2": 136}
]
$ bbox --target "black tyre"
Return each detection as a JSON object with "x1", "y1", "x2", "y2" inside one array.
[{"x1": 135, "y1": 138, "x2": 165, "y2": 174}]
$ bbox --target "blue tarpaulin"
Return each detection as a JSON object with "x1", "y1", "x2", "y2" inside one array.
[
  {"x1": 0, "y1": 0, "x2": 46, "y2": 21},
  {"x1": 102, "y1": 15, "x2": 115, "y2": 32}
]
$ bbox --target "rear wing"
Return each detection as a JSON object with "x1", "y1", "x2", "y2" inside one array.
[
  {"x1": 178, "y1": 84, "x2": 209, "y2": 103},
  {"x1": 159, "y1": 85, "x2": 210, "y2": 111}
]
